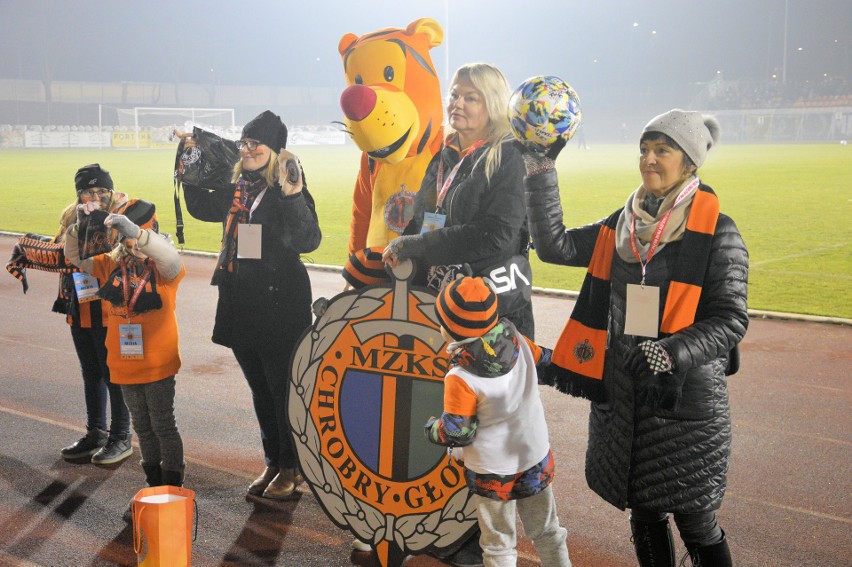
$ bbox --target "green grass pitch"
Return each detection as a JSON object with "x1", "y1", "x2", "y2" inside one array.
[{"x1": 1, "y1": 143, "x2": 849, "y2": 318}]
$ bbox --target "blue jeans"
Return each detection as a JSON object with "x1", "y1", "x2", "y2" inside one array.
[
  {"x1": 121, "y1": 377, "x2": 184, "y2": 473},
  {"x1": 69, "y1": 326, "x2": 130, "y2": 435},
  {"x1": 630, "y1": 508, "x2": 723, "y2": 548},
  {"x1": 233, "y1": 342, "x2": 297, "y2": 469}
]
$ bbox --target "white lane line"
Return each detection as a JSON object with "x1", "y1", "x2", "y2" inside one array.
[
  {"x1": 751, "y1": 242, "x2": 850, "y2": 266},
  {"x1": 749, "y1": 268, "x2": 852, "y2": 279},
  {"x1": 725, "y1": 492, "x2": 852, "y2": 525}
]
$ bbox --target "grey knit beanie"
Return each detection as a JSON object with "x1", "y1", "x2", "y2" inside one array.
[{"x1": 642, "y1": 109, "x2": 721, "y2": 168}]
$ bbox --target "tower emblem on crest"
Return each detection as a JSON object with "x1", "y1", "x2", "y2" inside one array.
[{"x1": 288, "y1": 261, "x2": 477, "y2": 567}]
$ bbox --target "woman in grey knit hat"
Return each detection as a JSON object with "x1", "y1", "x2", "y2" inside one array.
[{"x1": 521, "y1": 109, "x2": 748, "y2": 567}]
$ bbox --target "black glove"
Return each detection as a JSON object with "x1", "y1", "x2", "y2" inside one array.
[
  {"x1": 385, "y1": 234, "x2": 426, "y2": 263},
  {"x1": 545, "y1": 135, "x2": 568, "y2": 160},
  {"x1": 635, "y1": 371, "x2": 686, "y2": 411}
]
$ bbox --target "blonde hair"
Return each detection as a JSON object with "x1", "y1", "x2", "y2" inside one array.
[
  {"x1": 449, "y1": 63, "x2": 512, "y2": 182},
  {"x1": 231, "y1": 149, "x2": 279, "y2": 186}
]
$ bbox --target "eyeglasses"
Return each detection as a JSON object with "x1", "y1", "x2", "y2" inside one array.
[
  {"x1": 78, "y1": 188, "x2": 112, "y2": 199},
  {"x1": 236, "y1": 139, "x2": 261, "y2": 151}
]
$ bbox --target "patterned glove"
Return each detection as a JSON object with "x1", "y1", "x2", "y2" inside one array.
[
  {"x1": 105, "y1": 214, "x2": 142, "y2": 241},
  {"x1": 385, "y1": 234, "x2": 426, "y2": 263},
  {"x1": 625, "y1": 340, "x2": 675, "y2": 376},
  {"x1": 519, "y1": 135, "x2": 568, "y2": 176}
]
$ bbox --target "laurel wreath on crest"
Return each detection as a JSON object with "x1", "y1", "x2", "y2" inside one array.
[{"x1": 288, "y1": 287, "x2": 478, "y2": 553}]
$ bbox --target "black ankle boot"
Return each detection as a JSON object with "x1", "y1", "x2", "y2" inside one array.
[
  {"x1": 142, "y1": 464, "x2": 162, "y2": 487},
  {"x1": 161, "y1": 469, "x2": 184, "y2": 487},
  {"x1": 630, "y1": 517, "x2": 675, "y2": 567},
  {"x1": 685, "y1": 533, "x2": 732, "y2": 567}
]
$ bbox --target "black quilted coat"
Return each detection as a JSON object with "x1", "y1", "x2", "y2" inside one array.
[{"x1": 525, "y1": 169, "x2": 749, "y2": 513}]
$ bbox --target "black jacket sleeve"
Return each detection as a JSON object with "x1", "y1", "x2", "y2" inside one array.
[
  {"x1": 269, "y1": 186, "x2": 322, "y2": 254},
  {"x1": 182, "y1": 182, "x2": 233, "y2": 223},
  {"x1": 524, "y1": 168, "x2": 604, "y2": 268}
]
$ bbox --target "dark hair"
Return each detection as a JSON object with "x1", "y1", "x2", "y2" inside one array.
[{"x1": 640, "y1": 132, "x2": 696, "y2": 170}]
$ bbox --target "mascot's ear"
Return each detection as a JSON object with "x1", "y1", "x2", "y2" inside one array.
[
  {"x1": 406, "y1": 17, "x2": 443, "y2": 47},
  {"x1": 339, "y1": 32, "x2": 359, "y2": 56}
]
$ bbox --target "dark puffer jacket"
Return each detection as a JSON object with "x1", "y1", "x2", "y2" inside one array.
[
  {"x1": 404, "y1": 137, "x2": 529, "y2": 277},
  {"x1": 183, "y1": 181, "x2": 321, "y2": 349},
  {"x1": 525, "y1": 168, "x2": 749, "y2": 513}
]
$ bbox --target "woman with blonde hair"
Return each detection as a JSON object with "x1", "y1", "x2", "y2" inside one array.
[
  {"x1": 383, "y1": 62, "x2": 535, "y2": 339},
  {"x1": 181, "y1": 110, "x2": 321, "y2": 500}
]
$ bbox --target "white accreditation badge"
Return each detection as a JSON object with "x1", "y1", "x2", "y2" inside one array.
[
  {"x1": 625, "y1": 283, "x2": 660, "y2": 338},
  {"x1": 420, "y1": 212, "x2": 447, "y2": 234},
  {"x1": 72, "y1": 272, "x2": 100, "y2": 303},
  {"x1": 119, "y1": 323, "x2": 144, "y2": 359},
  {"x1": 237, "y1": 223, "x2": 262, "y2": 259}
]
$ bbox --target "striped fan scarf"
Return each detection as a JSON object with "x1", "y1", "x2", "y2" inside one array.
[
  {"x1": 6, "y1": 234, "x2": 77, "y2": 293},
  {"x1": 550, "y1": 184, "x2": 720, "y2": 402},
  {"x1": 211, "y1": 178, "x2": 266, "y2": 286}
]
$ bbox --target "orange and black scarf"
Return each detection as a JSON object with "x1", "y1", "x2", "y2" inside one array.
[
  {"x1": 211, "y1": 177, "x2": 266, "y2": 286},
  {"x1": 98, "y1": 256, "x2": 162, "y2": 314},
  {"x1": 550, "y1": 185, "x2": 720, "y2": 402},
  {"x1": 6, "y1": 234, "x2": 77, "y2": 294}
]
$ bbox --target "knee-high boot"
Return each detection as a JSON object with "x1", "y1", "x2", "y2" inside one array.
[
  {"x1": 684, "y1": 532, "x2": 732, "y2": 567},
  {"x1": 630, "y1": 518, "x2": 675, "y2": 567}
]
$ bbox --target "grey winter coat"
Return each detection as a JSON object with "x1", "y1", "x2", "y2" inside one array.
[{"x1": 525, "y1": 168, "x2": 749, "y2": 513}]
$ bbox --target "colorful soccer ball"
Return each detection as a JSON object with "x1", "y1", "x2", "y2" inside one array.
[{"x1": 508, "y1": 75, "x2": 581, "y2": 148}]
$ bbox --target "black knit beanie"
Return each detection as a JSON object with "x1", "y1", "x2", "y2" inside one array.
[
  {"x1": 74, "y1": 164, "x2": 114, "y2": 192},
  {"x1": 241, "y1": 110, "x2": 288, "y2": 151}
]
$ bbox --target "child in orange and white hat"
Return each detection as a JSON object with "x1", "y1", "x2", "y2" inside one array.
[{"x1": 425, "y1": 276, "x2": 571, "y2": 567}]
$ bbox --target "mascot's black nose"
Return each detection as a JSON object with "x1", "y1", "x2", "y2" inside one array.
[{"x1": 341, "y1": 84, "x2": 377, "y2": 122}]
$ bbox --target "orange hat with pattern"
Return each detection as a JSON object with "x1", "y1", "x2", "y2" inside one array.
[
  {"x1": 435, "y1": 276, "x2": 498, "y2": 341},
  {"x1": 342, "y1": 247, "x2": 390, "y2": 289}
]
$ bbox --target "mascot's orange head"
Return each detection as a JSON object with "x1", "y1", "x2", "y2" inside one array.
[{"x1": 339, "y1": 18, "x2": 443, "y2": 165}]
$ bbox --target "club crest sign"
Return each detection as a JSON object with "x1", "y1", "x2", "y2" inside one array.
[{"x1": 288, "y1": 261, "x2": 477, "y2": 566}]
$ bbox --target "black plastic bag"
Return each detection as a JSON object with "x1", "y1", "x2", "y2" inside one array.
[
  {"x1": 175, "y1": 127, "x2": 239, "y2": 191},
  {"x1": 172, "y1": 127, "x2": 239, "y2": 244}
]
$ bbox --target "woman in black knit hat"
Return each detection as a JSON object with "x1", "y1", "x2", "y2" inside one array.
[
  {"x1": 522, "y1": 109, "x2": 748, "y2": 567},
  {"x1": 10, "y1": 164, "x2": 135, "y2": 465},
  {"x1": 181, "y1": 110, "x2": 321, "y2": 499}
]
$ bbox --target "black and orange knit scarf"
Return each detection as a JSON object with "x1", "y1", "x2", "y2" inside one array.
[
  {"x1": 211, "y1": 178, "x2": 266, "y2": 286},
  {"x1": 6, "y1": 234, "x2": 77, "y2": 293},
  {"x1": 550, "y1": 185, "x2": 720, "y2": 402}
]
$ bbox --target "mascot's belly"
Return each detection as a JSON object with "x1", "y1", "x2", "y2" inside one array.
[{"x1": 367, "y1": 150, "x2": 434, "y2": 248}]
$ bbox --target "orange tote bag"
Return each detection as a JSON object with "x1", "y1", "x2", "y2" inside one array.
[{"x1": 132, "y1": 485, "x2": 196, "y2": 567}]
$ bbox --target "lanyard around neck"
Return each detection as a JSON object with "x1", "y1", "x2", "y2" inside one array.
[
  {"x1": 435, "y1": 139, "x2": 485, "y2": 210},
  {"x1": 629, "y1": 177, "x2": 699, "y2": 285},
  {"x1": 121, "y1": 258, "x2": 153, "y2": 318}
]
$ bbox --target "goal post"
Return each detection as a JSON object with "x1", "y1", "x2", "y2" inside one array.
[{"x1": 100, "y1": 106, "x2": 236, "y2": 149}]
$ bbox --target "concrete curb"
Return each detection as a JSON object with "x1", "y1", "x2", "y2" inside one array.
[{"x1": 3, "y1": 231, "x2": 849, "y2": 327}]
